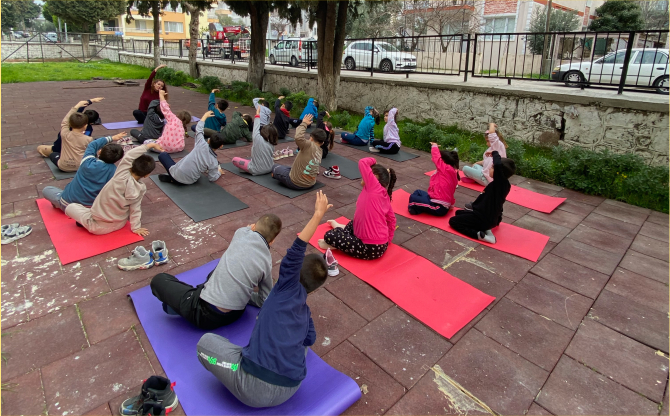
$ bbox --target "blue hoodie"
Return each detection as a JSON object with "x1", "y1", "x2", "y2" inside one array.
[
  {"x1": 241, "y1": 237, "x2": 316, "y2": 387},
  {"x1": 205, "y1": 92, "x2": 227, "y2": 131},
  {"x1": 60, "y1": 136, "x2": 117, "y2": 207},
  {"x1": 299, "y1": 98, "x2": 318, "y2": 120},
  {"x1": 354, "y1": 106, "x2": 376, "y2": 142}
]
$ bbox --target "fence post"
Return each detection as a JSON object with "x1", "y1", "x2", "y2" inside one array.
[
  {"x1": 179, "y1": 39, "x2": 183, "y2": 58},
  {"x1": 370, "y1": 38, "x2": 375, "y2": 77},
  {"x1": 149, "y1": 41, "x2": 152, "y2": 55},
  {"x1": 27, "y1": 36, "x2": 30, "y2": 63},
  {"x1": 132, "y1": 39, "x2": 135, "y2": 54},
  {"x1": 471, "y1": 33, "x2": 478, "y2": 77},
  {"x1": 81, "y1": 36, "x2": 85, "y2": 62},
  {"x1": 39, "y1": 31, "x2": 45, "y2": 63},
  {"x1": 617, "y1": 31, "x2": 635, "y2": 95},
  {"x1": 463, "y1": 33, "x2": 470, "y2": 82}
]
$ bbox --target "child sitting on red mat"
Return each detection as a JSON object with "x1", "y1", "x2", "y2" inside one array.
[
  {"x1": 318, "y1": 157, "x2": 396, "y2": 260},
  {"x1": 408, "y1": 142, "x2": 459, "y2": 217}
]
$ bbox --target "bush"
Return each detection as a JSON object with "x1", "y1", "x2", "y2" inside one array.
[
  {"x1": 156, "y1": 67, "x2": 188, "y2": 86},
  {"x1": 330, "y1": 111, "x2": 351, "y2": 129},
  {"x1": 286, "y1": 91, "x2": 310, "y2": 117},
  {"x1": 279, "y1": 87, "x2": 291, "y2": 96},
  {"x1": 200, "y1": 76, "x2": 222, "y2": 91}
]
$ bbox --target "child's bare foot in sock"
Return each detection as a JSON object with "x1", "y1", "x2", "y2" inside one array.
[
  {"x1": 318, "y1": 239, "x2": 335, "y2": 250},
  {"x1": 327, "y1": 220, "x2": 345, "y2": 229}
]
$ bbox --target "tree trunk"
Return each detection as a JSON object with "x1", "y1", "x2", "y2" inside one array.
[
  {"x1": 247, "y1": 3, "x2": 269, "y2": 89},
  {"x1": 152, "y1": 1, "x2": 161, "y2": 68},
  {"x1": 316, "y1": 0, "x2": 348, "y2": 111},
  {"x1": 185, "y1": 3, "x2": 200, "y2": 78}
]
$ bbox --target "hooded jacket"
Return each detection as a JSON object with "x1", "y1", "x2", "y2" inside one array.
[
  {"x1": 253, "y1": 98, "x2": 272, "y2": 126},
  {"x1": 205, "y1": 92, "x2": 227, "y2": 131},
  {"x1": 273, "y1": 99, "x2": 301, "y2": 139},
  {"x1": 382, "y1": 108, "x2": 401, "y2": 147},
  {"x1": 61, "y1": 136, "x2": 118, "y2": 207},
  {"x1": 58, "y1": 106, "x2": 94, "y2": 172},
  {"x1": 427, "y1": 144, "x2": 458, "y2": 207},
  {"x1": 138, "y1": 99, "x2": 165, "y2": 141},
  {"x1": 353, "y1": 157, "x2": 396, "y2": 245},
  {"x1": 481, "y1": 132, "x2": 506, "y2": 183},
  {"x1": 299, "y1": 98, "x2": 318, "y2": 120},
  {"x1": 220, "y1": 112, "x2": 253, "y2": 144},
  {"x1": 354, "y1": 106, "x2": 376, "y2": 143},
  {"x1": 155, "y1": 100, "x2": 186, "y2": 153}
]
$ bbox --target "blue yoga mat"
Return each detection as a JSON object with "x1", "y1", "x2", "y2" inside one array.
[
  {"x1": 128, "y1": 260, "x2": 361, "y2": 415},
  {"x1": 103, "y1": 117, "x2": 200, "y2": 130}
]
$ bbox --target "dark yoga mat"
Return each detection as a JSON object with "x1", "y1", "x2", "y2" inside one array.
[
  {"x1": 128, "y1": 259, "x2": 361, "y2": 415},
  {"x1": 150, "y1": 174, "x2": 248, "y2": 222},
  {"x1": 220, "y1": 162, "x2": 324, "y2": 198},
  {"x1": 320, "y1": 153, "x2": 361, "y2": 180},
  {"x1": 187, "y1": 131, "x2": 252, "y2": 150},
  {"x1": 339, "y1": 141, "x2": 419, "y2": 162},
  {"x1": 103, "y1": 116, "x2": 200, "y2": 130},
  {"x1": 44, "y1": 158, "x2": 76, "y2": 180},
  {"x1": 145, "y1": 149, "x2": 189, "y2": 161}
]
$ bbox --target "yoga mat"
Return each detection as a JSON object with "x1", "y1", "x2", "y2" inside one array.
[
  {"x1": 144, "y1": 149, "x2": 189, "y2": 161},
  {"x1": 36, "y1": 198, "x2": 143, "y2": 265},
  {"x1": 320, "y1": 153, "x2": 361, "y2": 180},
  {"x1": 308, "y1": 218, "x2": 494, "y2": 339},
  {"x1": 277, "y1": 136, "x2": 295, "y2": 144},
  {"x1": 339, "y1": 141, "x2": 419, "y2": 162},
  {"x1": 44, "y1": 158, "x2": 76, "y2": 180},
  {"x1": 186, "y1": 131, "x2": 252, "y2": 150},
  {"x1": 128, "y1": 260, "x2": 362, "y2": 416},
  {"x1": 220, "y1": 162, "x2": 325, "y2": 198},
  {"x1": 392, "y1": 189, "x2": 549, "y2": 262},
  {"x1": 150, "y1": 174, "x2": 248, "y2": 222},
  {"x1": 102, "y1": 116, "x2": 200, "y2": 130},
  {"x1": 425, "y1": 170, "x2": 566, "y2": 213}
]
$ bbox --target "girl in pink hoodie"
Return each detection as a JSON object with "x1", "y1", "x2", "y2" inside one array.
[
  {"x1": 462, "y1": 123, "x2": 507, "y2": 186},
  {"x1": 408, "y1": 143, "x2": 459, "y2": 216},
  {"x1": 143, "y1": 90, "x2": 191, "y2": 153},
  {"x1": 319, "y1": 157, "x2": 397, "y2": 260}
]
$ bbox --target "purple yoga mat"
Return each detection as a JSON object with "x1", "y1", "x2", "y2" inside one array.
[
  {"x1": 103, "y1": 116, "x2": 200, "y2": 130},
  {"x1": 128, "y1": 259, "x2": 361, "y2": 415}
]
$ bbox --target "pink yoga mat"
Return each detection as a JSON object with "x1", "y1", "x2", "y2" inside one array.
[
  {"x1": 392, "y1": 190, "x2": 549, "y2": 262},
  {"x1": 36, "y1": 199, "x2": 143, "y2": 264},
  {"x1": 309, "y1": 218, "x2": 494, "y2": 339},
  {"x1": 424, "y1": 170, "x2": 566, "y2": 213}
]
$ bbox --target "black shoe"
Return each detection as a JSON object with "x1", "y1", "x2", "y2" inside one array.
[
  {"x1": 158, "y1": 174, "x2": 174, "y2": 183},
  {"x1": 75, "y1": 222, "x2": 84, "y2": 228},
  {"x1": 464, "y1": 203, "x2": 473, "y2": 211},
  {"x1": 140, "y1": 401, "x2": 167, "y2": 416},
  {"x1": 120, "y1": 376, "x2": 178, "y2": 416}
]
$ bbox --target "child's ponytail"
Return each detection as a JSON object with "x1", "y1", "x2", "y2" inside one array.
[
  {"x1": 371, "y1": 164, "x2": 397, "y2": 201},
  {"x1": 324, "y1": 121, "x2": 335, "y2": 150},
  {"x1": 387, "y1": 168, "x2": 397, "y2": 201},
  {"x1": 495, "y1": 129, "x2": 508, "y2": 148}
]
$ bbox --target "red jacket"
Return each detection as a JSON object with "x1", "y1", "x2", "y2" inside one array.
[
  {"x1": 353, "y1": 157, "x2": 396, "y2": 245},
  {"x1": 428, "y1": 145, "x2": 458, "y2": 207},
  {"x1": 138, "y1": 70, "x2": 160, "y2": 112}
]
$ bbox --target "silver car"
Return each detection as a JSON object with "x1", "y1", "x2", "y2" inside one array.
[{"x1": 269, "y1": 38, "x2": 317, "y2": 66}]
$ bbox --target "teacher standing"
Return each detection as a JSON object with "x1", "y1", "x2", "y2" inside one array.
[{"x1": 133, "y1": 64, "x2": 168, "y2": 124}]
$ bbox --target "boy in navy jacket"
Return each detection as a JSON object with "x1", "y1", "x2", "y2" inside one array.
[{"x1": 197, "y1": 191, "x2": 332, "y2": 408}]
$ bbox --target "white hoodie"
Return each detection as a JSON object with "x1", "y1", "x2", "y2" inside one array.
[{"x1": 482, "y1": 132, "x2": 507, "y2": 183}]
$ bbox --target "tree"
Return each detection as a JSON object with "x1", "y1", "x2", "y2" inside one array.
[
  {"x1": 638, "y1": 0, "x2": 669, "y2": 30},
  {"x1": 1, "y1": 0, "x2": 41, "y2": 32},
  {"x1": 126, "y1": 1, "x2": 178, "y2": 68},
  {"x1": 528, "y1": 5, "x2": 581, "y2": 55},
  {"x1": 42, "y1": 3, "x2": 54, "y2": 23},
  {"x1": 424, "y1": 0, "x2": 484, "y2": 52},
  {"x1": 183, "y1": 1, "x2": 215, "y2": 79},
  {"x1": 589, "y1": 0, "x2": 644, "y2": 32},
  {"x1": 219, "y1": 14, "x2": 244, "y2": 27},
  {"x1": 46, "y1": 0, "x2": 125, "y2": 56},
  {"x1": 345, "y1": 1, "x2": 402, "y2": 38}
]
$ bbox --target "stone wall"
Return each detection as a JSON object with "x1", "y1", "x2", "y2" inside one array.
[{"x1": 1, "y1": 41, "x2": 121, "y2": 62}]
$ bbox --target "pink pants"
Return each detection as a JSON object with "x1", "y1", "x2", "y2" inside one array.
[{"x1": 232, "y1": 157, "x2": 250, "y2": 173}]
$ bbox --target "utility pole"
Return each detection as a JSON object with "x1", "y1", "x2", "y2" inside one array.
[{"x1": 541, "y1": 0, "x2": 553, "y2": 75}]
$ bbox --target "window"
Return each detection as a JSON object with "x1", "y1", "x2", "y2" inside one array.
[
  {"x1": 275, "y1": 41, "x2": 284, "y2": 50},
  {"x1": 135, "y1": 20, "x2": 147, "y2": 30},
  {"x1": 602, "y1": 51, "x2": 627, "y2": 64},
  {"x1": 353, "y1": 42, "x2": 373, "y2": 51},
  {"x1": 634, "y1": 50, "x2": 669, "y2": 65},
  {"x1": 165, "y1": 22, "x2": 183, "y2": 33},
  {"x1": 484, "y1": 16, "x2": 516, "y2": 40}
]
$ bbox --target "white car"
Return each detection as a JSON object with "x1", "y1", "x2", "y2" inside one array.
[
  {"x1": 551, "y1": 48, "x2": 669, "y2": 94},
  {"x1": 268, "y1": 38, "x2": 317, "y2": 66},
  {"x1": 342, "y1": 40, "x2": 417, "y2": 72}
]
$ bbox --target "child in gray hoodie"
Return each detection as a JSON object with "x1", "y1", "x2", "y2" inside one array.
[
  {"x1": 232, "y1": 105, "x2": 278, "y2": 175},
  {"x1": 253, "y1": 97, "x2": 272, "y2": 127}
]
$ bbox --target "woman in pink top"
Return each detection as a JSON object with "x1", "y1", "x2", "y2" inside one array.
[
  {"x1": 143, "y1": 90, "x2": 191, "y2": 153},
  {"x1": 408, "y1": 143, "x2": 459, "y2": 216},
  {"x1": 319, "y1": 157, "x2": 397, "y2": 260},
  {"x1": 462, "y1": 123, "x2": 507, "y2": 186}
]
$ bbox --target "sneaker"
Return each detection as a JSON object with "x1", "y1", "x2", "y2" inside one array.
[
  {"x1": 369, "y1": 146, "x2": 380, "y2": 153},
  {"x1": 151, "y1": 240, "x2": 169, "y2": 265},
  {"x1": 464, "y1": 203, "x2": 473, "y2": 211},
  {"x1": 139, "y1": 401, "x2": 167, "y2": 416},
  {"x1": 37, "y1": 145, "x2": 53, "y2": 158},
  {"x1": 324, "y1": 248, "x2": 340, "y2": 277},
  {"x1": 158, "y1": 174, "x2": 174, "y2": 183},
  {"x1": 323, "y1": 166, "x2": 341, "y2": 180},
  {"x1": 1, "y1": 225, "x2": 32, "y2": 245},
  {"x1": 119, "y1": 375, "x2": 178, "y2": 416},
  {"x1": 282, "y1": 148, "x2": 294, "y2": 158},
  {"x1": 1, "y1": 223, "x2": 19, "y2": 237},
  {"x1": 118, "y1": 246, "x2": 154, "y2": 271},
  {"x1": 272, "y1": 150, "x2": 284, "y2": 161},
  {"x1": 477, "y1": 230, "x2": 496, "y2": 244}
]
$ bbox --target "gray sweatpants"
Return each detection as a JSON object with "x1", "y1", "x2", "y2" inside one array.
[
  {"x1": 196, "y1": 333, "x2": 301, "y2": 408},
  {"x1": 64, "y1": 203, "x2": 126, "y2": 235},
  {"x1": 42, "y1": 186, "x2": 68, "y2": 211}
]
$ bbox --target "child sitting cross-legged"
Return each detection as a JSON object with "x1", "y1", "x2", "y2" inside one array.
[
  {"x1": 232, "y1": 104, "x2": 279, "y2": 175},
  {"x1": 271, "y1": 114, "x2": 325, "y2": 190},
  {"x1": 205, "y1": 111, "x2": 253, "y2": 144},
  {"x1": 42, "y1": 132, "x2": 127, "y2": 212},
  {"x1": 369, "y1": 107, "x2": 401, "y2": 154},
  {"x1": 272, "y1": 96, "x2": 301, "y2": 140},
  {"x1": 253, "y1": 97, "x2": 272, "y2": 126},
  {"x1": 339, "y1": 106, "x2": 379, "y2": 146},
  {"x1": 65, "y1": 143, "x2": 161, "y2": 236},
  {"x1": 408, "y1": 143, "x2": 459, "y2": 217},
  {"x1": 37, "y1": 98, "x2": 101, "y2": 162},
  {"x1": 157, "y1": 111, "x2": 225, "y2": 185},
  {"x1": 316, "y1": 110, "x2": 335, "y2": 159},
  {"x1": 462, "y1": 123, "x2": 507, "y2": 186},
  {"x1": 319, "y1": 158, "x2": 397, "y2": 260},
  {"x1": 189, "y1": 88, "x2": 228, "y2": 134},
  {"x1": 130, "y1": 99, "x2": 165, "y2": 143},
  {"x1": 449, "y1": 150, "x2": 516, "y2": 244},
  {"x1": 196, "y1": 191, "x2": 332, "y2": 408},
  {"x1": 150, "y1": 213, "x2": 282, "y2": 330},
  {"x1": 143, "y1": 90, "x2": 191, "y2": 153}
]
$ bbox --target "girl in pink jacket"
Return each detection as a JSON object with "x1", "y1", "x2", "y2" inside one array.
[
  {"x1": 319, "y1": 157, "x2": 396, "y2": 260},
  {"x1": 462, "y1": 123, "x2": 507, "y2": 186},
  {"x1": 143, "y1": 90, "x2": 191, "y2": 153},
  {"x1": 408, "y1": 143, "x2": 459, "y2": 216}
]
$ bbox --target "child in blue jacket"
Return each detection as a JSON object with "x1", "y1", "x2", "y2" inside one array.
[
  {"x1": 340, "y1": 106, "x2": 379, "y2": 146},
  {"x1": 299, "y1": 98, "x2": 319, "y2": 121},
  {"x1": 190, "y1": 89, "x2": 229, "y2": 133}
]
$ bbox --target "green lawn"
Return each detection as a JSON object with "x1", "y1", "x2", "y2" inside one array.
[{"x1": 1, "y1": 59, "x2": 152, "y2": 84}]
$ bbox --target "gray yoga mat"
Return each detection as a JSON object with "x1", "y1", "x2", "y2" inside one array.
[
  {"x1": 320, "y1": 153, "x2": 361, "y2": 180},
  {"x1": 339, "y1": 141, "x2": 419, "y2": 162},
  {"x1": 219, "y1": 162, "x2": 325, "y2": 198},
  {"x1": 145, "y1": 149, "x2": 189, "y2": 161},
  {"x1": 150, "y1": 174, "x2": 248, "y2": 222},
  {"x1": 45, "y1": 158, "x2": 76, "y2": 180},
  {"x1": 186, "y1": 131, "x2": 251, "y2": 150}
]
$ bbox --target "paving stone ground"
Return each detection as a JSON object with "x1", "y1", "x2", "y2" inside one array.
[{"x1": 1, "y1": 80, "x2": 668, "y2": 415}]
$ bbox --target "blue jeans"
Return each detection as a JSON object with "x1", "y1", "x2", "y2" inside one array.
[
  {"x1": 340, "y1": 132, "x2": 367, "y2": 146},
  {"x1": 462, "y1": 164, "x2": 488, "y2": 186}
]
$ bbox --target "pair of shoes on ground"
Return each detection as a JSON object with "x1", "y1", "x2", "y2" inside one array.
[
  {"x1": 323, "y1": 165, "x2": 341, "y2": 179},
  {"x1": 369, "y1": 146, "x2": 380, "y2": 153},
  {"x1": 118, "y1": 241, "x2": 169, "y2": 271},
  {"x1": 1, "y1": 223, "x2": 33, "y2": 245},
  {"x1": 273, "y1": 147, "x2": 294, "y2": 160},
  {"x1": 120, "y1": 375, "x2": 178, "y2": 416}
]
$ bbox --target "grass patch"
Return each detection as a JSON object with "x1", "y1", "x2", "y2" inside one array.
[
  {"x1": 479, "y1": 69, "x2": 499, "y2": 75},
  {"x1": 1, "y1": 59, "x2": 152, "y2": 83},
  {"x1": 523, "y1": 73, "x2": 551, "y2": 80}
]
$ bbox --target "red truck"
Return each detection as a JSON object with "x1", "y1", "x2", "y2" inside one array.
[{"x1": 206, "y1": 23, "x2": 250, "y2": 59}]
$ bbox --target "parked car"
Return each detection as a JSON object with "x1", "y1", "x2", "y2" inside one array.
[
  {"x1": 184, "y1": 39, "x2": 201, "y2": 48},
  {"x1": 551, "y1": 48, "x2": 669, "y2": 94},
  {"x1": 43, "y1": 32, "x2": 58, "y2": 43},
  {"x1": 342, "y1": 40, "x2": 417, "y2": 72},
  {"x1": 268, "y1": 38, "x2": 317, "y2": 66}
]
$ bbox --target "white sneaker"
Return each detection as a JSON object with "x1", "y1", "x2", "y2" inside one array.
[
  {"x1": 478, "y1": 230, "x2": 496, "y2": 244},
  {"x1": 369, "y1": 146, "x2": 380, "y2": 153},
  {"x1": 151, "y1": 240, "x2": 169, "y2": 265},
  {"x1": 118, "y1": 246, "x2": 154, "y2": 271},
  {"x1": 324, "y1": 248, "x2": 340, "y2": 277},
  {"x1": 1, "y1": 225, "x2": 32, "y2": 245}
]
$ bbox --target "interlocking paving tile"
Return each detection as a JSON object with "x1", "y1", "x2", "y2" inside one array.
[
  {"x1": 78, "y1": 284, "x2": 145, "y2": 345},
  {"x1": 0, "y1": 370, "x2": 48, "y2": 416},
  {"x1": 529, "y1": 253, "x2": 609, "y2": 299},
  {"x1": 619, "y1": 250, "x2": 669, "y2": 285},
  {"x1": 639, "y1": 220, "x2": 670, "y2": 243},
  {"x1": 630, "y1": 233, "x2": 669, "y2": 261},
  {"x1": 527, "y1": 207, "x2": 586, "y2": 229},
  {"x1": 527, "y1": 402, "x2": 554, "y2": 415},
  {"x1": 552, "y1": 238, "x2": 623, "y2": 276},
  {"x1": 553, "y1": 188, "x2": 605, "y2": 206},
  {"x1": 605, "y1": 267, "x2": 669, "y2": 314},
  {"x1": 580, "y1": 211, "x2": 641, "y2": 239},
  {"x1": 566, "y1": 224, "x2": 633, "y2": 254},
  {"x1": 325, "y1": 273, "x2": 394, "y2": 321},
  {"x1": 593, "y1": 200, "x2": 649, "y2": 226}
]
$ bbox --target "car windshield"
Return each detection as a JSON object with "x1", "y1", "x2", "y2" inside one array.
[{"x1": 378, "y1": 43, "x2": 399, "y2": 52}]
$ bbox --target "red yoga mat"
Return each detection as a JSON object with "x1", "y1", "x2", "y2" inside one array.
[
  {"x1": 36, "y1": 199, "x2": 143, "y2": 265},
  {"x1": 309, "y1": 217, "x2": 494, "y2": 339},
  {"x1": 392, "y1": 190, "x2": 549, "y2": 262},
  {"x1": 424, "y1": 170, "x2": 566, "y2": 213}
]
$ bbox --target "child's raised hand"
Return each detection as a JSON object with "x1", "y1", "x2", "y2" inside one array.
[
  {"x1": 430, "y1": 142, "x2": 439, "y2": 147},
  {"x1": 484, "y1": 151, "x2": 492, "y2": 158},
  {"x1": 211, "y1": 89, "x2": 220, "y2": 93},
  {"x1": 112, "y1": 132, "x2": 127, "y2": 141},
  {"x1": 278, "y1": 95, "x2": 285, "y2": 100},
  {"x1": 159, "y1": 89, "x2": 167, "y2": 98},
  {"x1": 314, "y1": 190, "x2": 332, "y2": 217},
  {"x1": 90, "y1": 97, "x2": 104, "y2": 103},
  {"x1": 134, "y1": 228, "x2": 150, "y2": 237},
  {"x1": 302, "y1": 113, "x2": 313, "y2": 124},
  {"x1": 76, "y1": 100, "x2": 90, "y2": 108},
  {"x1": 202, "y1": 110, "x2": 214, "y2": 120},
  {"x1": 325, "y1": 111, "x2": 331, "y2": 118}
]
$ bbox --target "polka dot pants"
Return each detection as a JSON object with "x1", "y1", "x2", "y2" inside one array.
[{"x1": 323, "y1": 220, "x2": 388, "y2": 260}]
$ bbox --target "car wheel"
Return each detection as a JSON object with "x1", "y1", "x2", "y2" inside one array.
[
  {"x1": 653, "y1": 75, "x2": 669, "y2": 95},
  {"x1": 563, "y1": 70, "x2": 585, "y2": 87},
  {"x1": 344, "y1": 57, "x2": 356, "y2": 70},
  {"x1": 290, "y1": 56, "x2": 298, "y2": 67},
  {"x1": 380, "y1": 59, "x2": 393, "y2": 72},
  {"x1": 269, "y1": 54, "x2": 276, "y2": 65}
]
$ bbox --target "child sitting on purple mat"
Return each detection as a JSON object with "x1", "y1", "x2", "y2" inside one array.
[
  {"x1": 196, "y1": 191, "x2": 331, "y2": 408},
  {"x1": 408, "y1": 143, "x2": 459, "y2": 217}
]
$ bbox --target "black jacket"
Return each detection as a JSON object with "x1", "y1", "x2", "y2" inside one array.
[
  {"x1": 273, "y1": 99, "x2": 301, "y2": 139},
  {"x1": 471, "y1": 151, "x2": 511, "y2": 228}
]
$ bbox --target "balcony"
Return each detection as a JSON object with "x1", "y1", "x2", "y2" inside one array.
[
  {"x1": 126, "y1": 28, "x2": 161, "y2": 34},
  {"x1": 102, "y1": 26, "x2": 122, "y2": 32}
]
